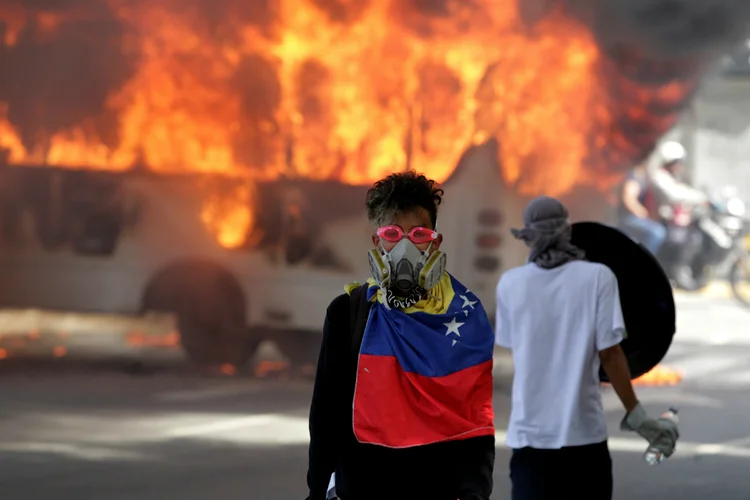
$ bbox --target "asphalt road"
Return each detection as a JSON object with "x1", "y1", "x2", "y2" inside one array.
[{"x1": 0, "y1": 291, "x2": 748, "y2": 500}]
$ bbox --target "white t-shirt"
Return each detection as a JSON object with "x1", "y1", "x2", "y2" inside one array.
[{"x1": 495, "y1": 260, "x2": 625, "y2": 449}]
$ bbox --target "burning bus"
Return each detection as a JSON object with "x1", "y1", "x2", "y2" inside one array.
[
  {"x1": 0, "y1": 142, "x2": 529, "y2": 368},
  {"x1": 0, "y1": 0, "x2": 744, "y2": 368}
]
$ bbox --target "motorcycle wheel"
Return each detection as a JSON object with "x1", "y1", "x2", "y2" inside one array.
[
  {"x1": 729, "y1": 257, "x2": 750, "y2": 308},
  {"x1": 671, "y1": 263, "x2": 712, "y2": 292}
]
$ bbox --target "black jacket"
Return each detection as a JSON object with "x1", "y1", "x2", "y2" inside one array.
[{"x1": 305, "y1": 287, "x2": 495, "y2": 500}]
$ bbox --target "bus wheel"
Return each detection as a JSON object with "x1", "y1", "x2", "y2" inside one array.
[{"x1": 142, "y1": 260, "x2": 253, "y2": 371}]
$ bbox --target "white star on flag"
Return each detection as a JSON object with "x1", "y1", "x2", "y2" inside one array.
[
  {"x1": 444, "y1": 316, "x2": 464, "y2": 339},
  {"x1": 460, "y1": 294, "x2": 477, "y2": 310}
]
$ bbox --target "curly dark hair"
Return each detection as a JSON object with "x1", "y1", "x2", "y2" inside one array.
[{"x1": 365, "y1": 170, "x2": 444, "y2": 229}]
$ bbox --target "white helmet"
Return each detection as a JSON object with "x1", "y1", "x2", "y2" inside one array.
[{"x1": 657, "y1": 141, "x2": 686, "y2": 165}]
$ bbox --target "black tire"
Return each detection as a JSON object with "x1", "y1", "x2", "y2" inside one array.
[
  {"x1": 730, "y1": 258, "x2": 750, "y2": 309},
  {"x1": 670, "y1": 266, "x2": 700, "y2": 292},
  {"x1": 691, "y1": 266, "x2": 713, "y2": 291},
  {"x1": 670, "y1": 259, "x2": 712, "y2": 292},
  {"x1": 142, "y1": 260, "x2": 253, "y2": 369}
]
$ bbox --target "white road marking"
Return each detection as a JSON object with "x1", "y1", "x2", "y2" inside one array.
[
  {"x1": 156, "y1": 414, "x2": 750, "y2": 460},
  {"x1": 164, "y1": 414, "x2": 280, "y2": 438},
  {"x1": 719, "y1": 436, "x2": 750, "y2": 447},
  {"x1": 705, "y1": 336, "x2": 731, "y2": 345},
  {"x1": 0, "y1": 441, "x2": 155, "y2": 461},
  {"x1": 3, "y1": 411, "x2": 750, "y2": 462}
]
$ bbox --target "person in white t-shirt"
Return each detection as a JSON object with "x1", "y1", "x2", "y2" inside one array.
[{"x1": 495, "y1": 196, "x2": 679, "y2": 500}]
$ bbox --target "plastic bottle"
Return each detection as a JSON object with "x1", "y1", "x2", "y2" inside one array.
[{"x1": 644, "y1": 407, "x2": 679, "y2": 466}]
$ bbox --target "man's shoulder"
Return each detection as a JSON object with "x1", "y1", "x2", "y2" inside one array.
[
  {"x1": 565, "y1": 261, "x2": 617, "y2": 285},
  {"x1": 323, "y1": 293, "x2": 353, "y2": 347},
  {"x1": 328, "y1": 292, "x2": 350, "y2": 310},
  {"x1": 568, "y1": 259, "x2": 609, "y2": 272},
  {"x1": 497, "y1": 261, "x2": 615, "y2": 290},
  {"x1": 584, "y1": 261, "x2": 615, "y2": 278},
  {"x1": 327, "y1": 288, "x2": 358, "y2": 317},
  {"x1": 497, "y1": 264, "x2": 533, "y2": 286},
  {"x1": 497, "y1": 265, "x2": 541, "y2": 299},
  {"x1": 326, "y1": 282, "x2": 372, "y2": 317}
]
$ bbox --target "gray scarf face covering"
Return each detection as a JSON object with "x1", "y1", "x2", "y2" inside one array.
[{"x1": 510, "y1": 196, "x2": 586, "y2": 269}]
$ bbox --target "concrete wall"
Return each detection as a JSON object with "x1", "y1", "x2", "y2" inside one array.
[
  {"x1": 658, "y1": 75, "x2": 750, "y2": 204},
  {"x1": 693, "y1": 128, "x2": 750, "y2": 202},
  {"x1": 691, "y1": 76, "x2": 750, "y2": 202}
]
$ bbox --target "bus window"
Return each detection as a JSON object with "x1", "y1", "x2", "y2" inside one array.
[
  {"x1": 69, "y1": 177, "x2": 129, "y2": 257},
  {"x1": 283, "y1": 202, "x2": 313, "y2": 265},
  {"x1": 72, "y1": 208, "x2": 124, "y2": 256}
]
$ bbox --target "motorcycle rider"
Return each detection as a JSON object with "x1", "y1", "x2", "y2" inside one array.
[
  {"x1": 649, "y1": 141, "x2": 708, "y2": 214},
  {"x1": 617, "y1": 163, "x2": 665, "y2": 256},
  {"x1": 647, "y1": 141, "x2": 712, "y2": 286}
]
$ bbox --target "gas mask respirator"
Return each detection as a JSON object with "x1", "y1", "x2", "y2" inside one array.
[{"x1": 367, "y1": 239, "x2": 447, "y2": 310}]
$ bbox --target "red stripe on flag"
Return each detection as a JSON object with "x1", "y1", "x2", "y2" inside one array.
[{"x1": 353, "y1": 355, "x2": 495, "y2": 448}]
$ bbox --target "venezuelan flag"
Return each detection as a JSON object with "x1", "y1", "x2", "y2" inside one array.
[{"x1": 352, "y1": 273, "x2": 495, "y2": 448}]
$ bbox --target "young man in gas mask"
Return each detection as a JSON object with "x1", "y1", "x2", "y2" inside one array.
[
  {"x1": 305, "y1": 171, "x2": 496, "y2": 500},
  {"x1": 495, "y1": 196, "x2": 680, "y2": 500}
]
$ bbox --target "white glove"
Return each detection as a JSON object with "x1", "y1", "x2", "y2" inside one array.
[{"x1": 620, "y1": 403, "x2": 680, "y2": 457}]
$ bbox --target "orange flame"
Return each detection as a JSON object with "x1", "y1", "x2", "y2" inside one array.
[
  {"x1": 220, "y1": 363, "x2": 238, "y2": 376},
  {"x1": 125, "y1": 330, "x2": 180, "y2": 348},
  {"x1": 633, "y1": 365, "x2": 684, "y2": 386},
  {"x1": 0, "y1": 1, "x2": 693, "y2": 247},
  {"x1": 199, "y1": 181, "x2": 256, "y2": 249},
  {"x1": 602, "y1": 364, "x2": 683, "y2": 388}
]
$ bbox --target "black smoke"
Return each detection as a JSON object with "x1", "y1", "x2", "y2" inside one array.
[
  {"x1": 559, "y1": 0, "x2": 750, "y2": 68},
  {"x1": 561, "y1": 0, "x2": 750, "y2": 171},
  {"x1": 590, "y1": 0, "x2": 750, "y2": 58}
]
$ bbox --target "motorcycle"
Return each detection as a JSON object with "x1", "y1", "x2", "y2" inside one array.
[{"x1": 656, "y1": 194, "x2": 747, "y2": 293}]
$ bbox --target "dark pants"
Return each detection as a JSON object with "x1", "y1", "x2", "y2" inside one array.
[{"x1": 510, "y1": 440, "x2": 613, "y2": 500}]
